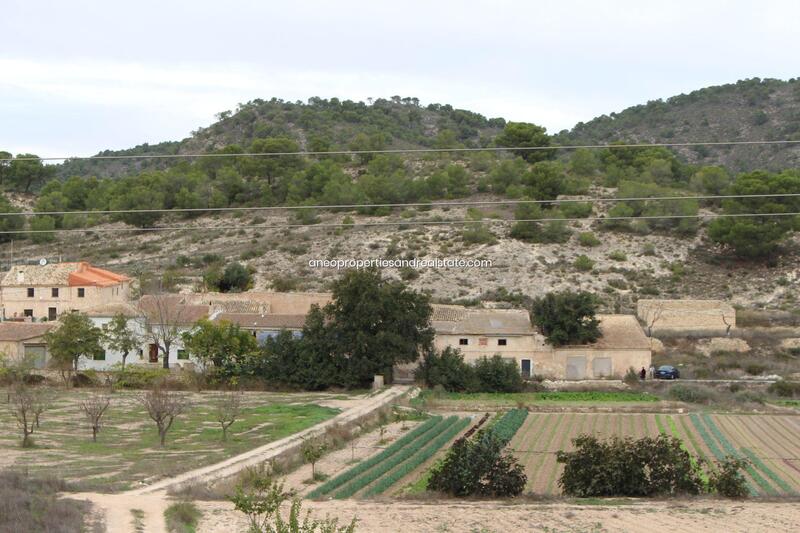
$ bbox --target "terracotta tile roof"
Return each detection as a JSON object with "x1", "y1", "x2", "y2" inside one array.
[
  {"x1": 433, "y1": 307, "x2": 534, "y2": 336},
  {"x1": 1, "y1": 262, "x2": 129, "y2": 287},
  {"x1": 0, "y1": 322, "x2": 55, "y2": 341},
  {"x1": 215, "y1": 313, "x2": 307, "y2": 330},
  {"x1": 137, "y1": 295, "x2": 209, "y2": 326}
]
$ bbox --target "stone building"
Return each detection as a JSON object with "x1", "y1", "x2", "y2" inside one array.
[
  {"x1": 0, "y1": 262, "x2": 130, "y2": 321},
  {"x1": 637, "y1": 299, "x2": 736, "y2": 334}
]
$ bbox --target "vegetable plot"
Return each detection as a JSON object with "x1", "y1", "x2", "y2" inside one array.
[{"x1": 308, "y1": 415, "x2": 470, "y2": 499}]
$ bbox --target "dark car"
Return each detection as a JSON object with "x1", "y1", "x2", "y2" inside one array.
[{"x1": 655, "y1": 365, "x2": 680, "y2": 380}]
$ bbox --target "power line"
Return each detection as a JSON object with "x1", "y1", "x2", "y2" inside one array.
[
  {"x1": 1, "y1": 210, "x2": 797, "y2": 235},
  {"x1": 1, "y1": 192, "x2": 799, "y2": 218},
  {"x1": 5, "y1": 139, "x2": 800, "y2": 162}
]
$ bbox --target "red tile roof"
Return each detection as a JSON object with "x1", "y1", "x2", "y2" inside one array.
[{"x1": 68, "y1": 262, "x2": 130, "y2": 287}]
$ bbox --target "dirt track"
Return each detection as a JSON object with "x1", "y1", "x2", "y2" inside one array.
[{"x1": 197, "y1": 498, "x2": 800, "y2": 532}]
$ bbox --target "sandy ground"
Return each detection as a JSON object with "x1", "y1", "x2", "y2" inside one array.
[
  {"x1": 68, "y1": 387, "x2": 410, "y2": 532},
  {"x1": 197, "y1": 498, "x2": 800, "y2": 533}
]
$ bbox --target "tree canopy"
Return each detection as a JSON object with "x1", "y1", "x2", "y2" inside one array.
[{"x1": 530, "y1": 291, "x2": 600, "y2": 346}]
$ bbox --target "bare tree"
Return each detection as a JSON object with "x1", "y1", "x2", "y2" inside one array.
[
  {"x1": 300, "y1": 437, "x2": 328, "y2": 481},
  {"x1": 81, "y1": 394, "x2": 111, "y2": 442},
  {"x1": 137, "y1": 294, "x2": 192, "y2": 369},
  {"x1": 139, "y1": 386, "x2": 190, "y2": 446},
  {"x1": 8, "y1": 385, "x2": 50, "y2": 447},
  {"x1": 645, "y1": 304, "x2": 664, "y2": 338},
  {"x1": 213, "y1": 390, "x2": 242, "y2": 441},
  {"x1": 722, "y1": 313, "x2": 733, "y2": 337}
]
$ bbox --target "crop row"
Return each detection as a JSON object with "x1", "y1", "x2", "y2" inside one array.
[
  {"x1": 333, "y1": 416, "x2": 462, "y2": 499},
  {"x1": 740, "y1": 447, "x2": 795, "y2": 494},
  {"x1": 689, "y1": 414, "x2": 757, "y2": 496},
  {"x1": 363, "y1": 417, "x2": 470, "y2": 496},
  {"x1": 700, "y1": 414, "x2": 777, "y2": 496},
  {"x1": 307, "y1": 415, "x2": 443, "y2": 498},
  {"x1": 489, "y1": 409, "x2": 528, "y2": 444},
  {"x1": 460, "y1": 413, "x2": 491, "y2": 442}
]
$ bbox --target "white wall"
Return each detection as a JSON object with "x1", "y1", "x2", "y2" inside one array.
[{"x1": 79, "y1": 316, "x2": 198, "y2": 371}]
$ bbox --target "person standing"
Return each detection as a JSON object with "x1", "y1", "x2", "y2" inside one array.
[{"x1": 639, "y1": 367, "x2": 647, "y2": 380}]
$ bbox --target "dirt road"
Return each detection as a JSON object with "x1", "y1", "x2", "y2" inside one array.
[{"x1": 70, "y1": 386, "x2": 410, "y2": 532}]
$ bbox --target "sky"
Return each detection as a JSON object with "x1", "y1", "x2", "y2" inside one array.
[{"x1": 2, "y1": 0, "x2": 800, "y2": 157}]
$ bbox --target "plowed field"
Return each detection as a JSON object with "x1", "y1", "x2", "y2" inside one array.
[{"x1": 509, "y1": 412, "x2": 800, "y2": 496}]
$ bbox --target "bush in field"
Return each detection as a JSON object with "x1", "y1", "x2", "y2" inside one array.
[
  {"x1": 472, "y1": 355, "x2": 524, "y2": 393},
  {"x1": 428, "y1": 431, "x2": 526, "y2": 497},
  {"x1": 557, "y1": 434, "x2": 705, "y2": 497},
  {"x1": 231, "y1": 477, "x2": 356, "y2": 533},
  {"x1": 573, "y1": 254, "x2": 595, "y2": 272},
  {"x1": 708, "y1": 456, "x2": 750, "y2": 498},
  {"x1": 668, "y1": 384, "x2": 717, "y2": 404}
]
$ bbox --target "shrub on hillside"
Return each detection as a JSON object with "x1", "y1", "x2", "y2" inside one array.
[
  {"x1": 557, "y1": 434, "x2": 705, "y2": 497},
  {"x1": 427, "y1": 431, "x2": 526, "y2": 497},
  {"x1": 668, "y1": 384, "x2": 716, "y2": 404},
  {"x1": 768, "y1": 380, "x2": 800, "y2": 398},
  {"x1": 530, "y1": 291, "x2": 600, "y2": 346}
]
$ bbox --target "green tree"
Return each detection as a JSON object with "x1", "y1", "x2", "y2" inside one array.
[
  {"x1": 8, "y1": 154, "x2": 55, "y2": 192},
  {"x1": 708, "y1": 170, "x2": 800, "y2": 258},
  {"x1": 102, "y1": 313, "x2": 139, "y2": 371},
  {"x1": 415, "y1": 347, "x2": 476, "y2": 392},
  {"x1": 0, "y1": 194, "x2": 25, "y2": 243},
  {"x1": 218, "y1": 262, "x2": 252, "y2": 293},
  {"x1": 28, "y1": 215, "x2": 56, "y2": 243},
  {"x1": 44, "y1": 312, "x2": 104, "y2": 385},
  {"x1": 530, "y1": 291, "x2": 600, "y2": 346},
  {"x1": 182, "y1": 319, "x2": 257, "y2": 373},
  {"x1": 110, "y1": 185, "x2": 164, "y2": 227},
  {"x1": 313, "y1": 268, "x2": 434, "y2": 387},
  {"x1": 244, "y1": 137, "x2": 305, "y2": 185},
  {"x1": 495, "y1": 122, "x2": 554, "y2": 162}
]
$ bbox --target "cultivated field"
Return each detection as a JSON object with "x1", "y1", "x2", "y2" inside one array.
[
  {"x1": 508, "y1": 412, "x2": 800, "y2": 496},
  {"x1": 0, "y1": 389, "x2": 347, "y2": 491}
]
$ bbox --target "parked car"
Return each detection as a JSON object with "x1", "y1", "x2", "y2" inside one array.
[{"x1": 655, "y1": 365, "x2": 680, "y2": 380}]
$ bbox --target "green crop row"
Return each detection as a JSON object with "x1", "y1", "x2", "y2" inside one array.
[
  {"x1": 741, "y1": 447, "x2": 795, "y2": 494},
  {"x1": 489, "y1": 408, "x2": 528, "y2": 444},
  {"x1": 363, "y1": 417, "x2": 470, "y2": 497},
  {"x1": 663, "y1": 415, "x2": 708, "y2": 484},
  {"x1": 333, "y1": 416, "x2": 461, "y2": 499},
  {"x1": 690, "y1": 414, "x2": 756, "y2": 496},
  {"x1": 700, "y1": 414, "x2": 776, "y2": 496},
  {"x1": 307, "y1": 415, "x2": 442, "y2": 498},
  {"x1": 655, "y1": 414, "x2": 667, "y2": 435}
]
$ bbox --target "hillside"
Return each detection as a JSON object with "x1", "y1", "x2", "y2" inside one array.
[
  {"x1": 57, "y1": 97, "x2": 505, "y2": 179},
  {"x1": 559, "y1": 78, "x2": 800, "y2": 172}
]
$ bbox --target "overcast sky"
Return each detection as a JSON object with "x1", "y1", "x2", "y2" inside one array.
[{"x1": 2, "y1": 0, "x2": 800, "y2": 157}]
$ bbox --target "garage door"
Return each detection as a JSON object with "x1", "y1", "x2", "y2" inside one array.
[
  {"x1": 592, "y1": 357, "x2": 613, "y2": 378},
  {"x1": 565, "y1": 356, "x2": 586, "y2": 380},
  {"x1": 23, "y1": 345, "x2": 47, "y2": 369}
]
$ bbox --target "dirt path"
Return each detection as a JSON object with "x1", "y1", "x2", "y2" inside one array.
[
  {"x1": 69, "y1": 386, "x2": 412, "y2": 532},
  {"x1": 196, "y1": 498, "x2": 800, "y2": 532}
]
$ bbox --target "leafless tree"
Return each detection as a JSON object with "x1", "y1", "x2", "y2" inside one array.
[
  {"x1": 139, "y1": 386, "x2": 190, "y2": 446},
  {"x1": 137, "y1": 293, "x2": 191, "y2": 369},
  {"x1": 645, "y1": 305, "x2": 664, "y2": 338},
  {"x1": 722, "y1": 313, "x2": 733, "y2": 337},
  {"x1": 213, "y1": 390, "x2": 242, "y2": 441},
  {"x1": 8, "y1": 385, "x2": 50, "y2": 447},
  {"x1": 81, "y1": 394, "x2": 111, "y2": 442}
]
